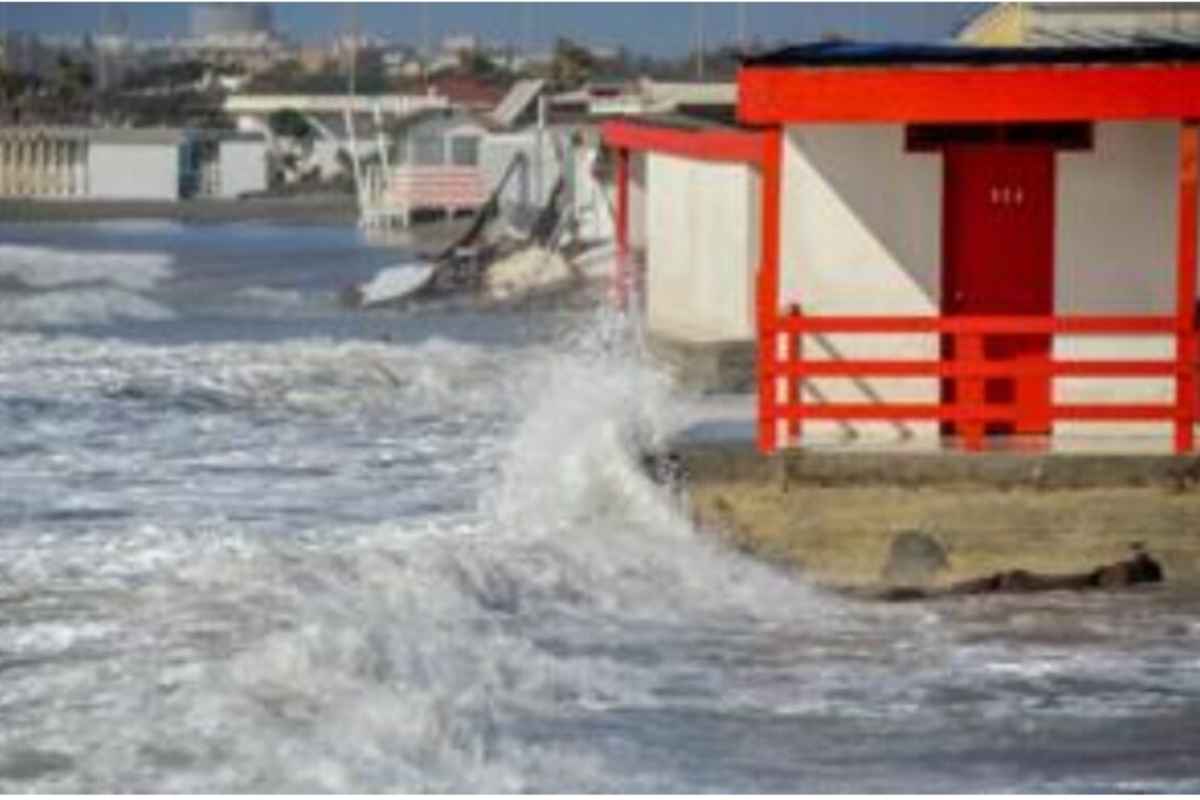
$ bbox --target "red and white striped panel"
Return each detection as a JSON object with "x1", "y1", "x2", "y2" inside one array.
[{"x1": 387, "y1": 166, "x2": 488, "y2": 209}]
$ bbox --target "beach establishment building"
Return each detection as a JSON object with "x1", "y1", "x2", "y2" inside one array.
[
  {"x1": 604, "y1": 42, "x2": 1200, "y2": 455},
  {"x1": 0, "y1": 127, "x2": 269, "y2": 200},
  {"x1": 958, "y1": 2, "x2": 1200, "y2": 47}
]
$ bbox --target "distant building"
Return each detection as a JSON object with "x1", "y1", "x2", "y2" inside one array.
[
  {"x1": 297, "y1": 45, "x2": 332, "y2": 74},
  {"x1": 958, "y1": 2, "x2": 1200, "y2": 47},
  {"x1": 190, "y1": 3, "x2": 274, "y2": 39},
  {"x1": 0, "y1": 127, "x2": 269, "y2": 200},
  {"x1": 425, "y1": 75, "x2": 510, "y2": 111},
  {"x1": 440, "y1": 34, "x2": 480, "y2": 55},
  {"x1": 0, "y1": 31, "x2": 55, "y2": 79},
  {"x1": 181, "y1": 2, "x2": 286, "y2": 74}
]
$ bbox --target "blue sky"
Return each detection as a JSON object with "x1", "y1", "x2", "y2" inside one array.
[{"x1": 1, "y1": 2, "x2": 986, "y2": 56}]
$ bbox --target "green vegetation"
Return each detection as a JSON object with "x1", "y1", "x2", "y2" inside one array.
[{"x1": 267, "y1": 107, "x2": 314, "y2": 140}]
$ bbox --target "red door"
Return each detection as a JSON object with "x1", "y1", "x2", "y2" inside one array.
[{"x1": 943, "y1": 145, "x2": 1055, "y2": 437}]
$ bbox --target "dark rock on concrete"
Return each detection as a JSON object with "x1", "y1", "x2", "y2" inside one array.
[
  {"x1": 882, "y1": 529, "x2": 949, "y2": 586},
  {"x1": 879, "y1": 548, "x2": 1165, "y2": 602}
]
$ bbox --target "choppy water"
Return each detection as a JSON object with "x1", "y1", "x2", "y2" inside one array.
[{"x1": 2, "y1": 220, "x2": 1199, "y2": 792}]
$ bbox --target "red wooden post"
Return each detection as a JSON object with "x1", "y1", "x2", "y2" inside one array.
[
  {"x1": 958, "y1": 332, "x2": 985, "y2": 451},
  {"x1": 1176, "y1": 122, "x2": 1198, "y2": 453},
  {"x1": 785, "y1": 304, "x2": 802, "y2": 444},
  {"x1": 615, "y1": 147, "x2": 630, "y2": 310},
  {"x1": 757, "y1": 128, "x2": 783, "y2": 453}
]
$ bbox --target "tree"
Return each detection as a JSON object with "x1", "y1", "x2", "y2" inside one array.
[
  {"x1": 458, "y1": 49, "x2": 496, "y2": 79},
  {"x1": 268, "y1": 107, "x2": 314, "y2": 140},
  {"x1": 52, "y1": 55, "x2": 93, "y2": 104},
  {"x1": 550, "y1": 37, "x2": 595, "y2": 88}
]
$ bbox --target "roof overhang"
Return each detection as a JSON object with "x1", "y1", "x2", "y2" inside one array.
[
  {"x1": 738, "y1": 63, "x2": 1200, "y2": 124},
  {"x1": 601, "y1": 118, "x2": 768, "y2": 165}
]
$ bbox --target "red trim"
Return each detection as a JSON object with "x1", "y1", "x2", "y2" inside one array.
[
  {"x1": 601, "y1": 119, "x2": 767, "y2": 165},
  {"x1": 775, "y1": 404, "x2": 1177, "y2": 422},
  {"x1": 614, "y1": 148, "x2": 630, "y2": 310},
  {"x1": 771, "y1": 360, "x2": 1178, "y2": 378},
  {"x1": 775, "y1": 314, "x2": 1177, "y2": 334},
  {"x1": 761, "y1": 312, "x2": 1190, "y2": 452},
  {"x1": 1176, "y1": 123, "x2": 1199, "y2": 452},
  {"x1": 738, "y1": 65, "x2": 1200, "y2": 124},
  {"x1": 757, "y1": 129, "x2": 783, "y2": 452}
]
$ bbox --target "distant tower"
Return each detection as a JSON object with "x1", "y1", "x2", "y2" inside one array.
[{"x1": 190, "y1": 3, "x2": 274, "y2": 39}]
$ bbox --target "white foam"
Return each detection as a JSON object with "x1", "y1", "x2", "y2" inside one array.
[
  {"x1": 0, "y1": 288, "x2": 177, "y2": 327},
  {"x1": 0, "y1": 244, "x2": 175, "y2": 290},
  {"x1": 233, "y1": 285, "x2": 309, "y2": 308}
]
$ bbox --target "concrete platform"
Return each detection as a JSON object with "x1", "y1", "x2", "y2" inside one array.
[{"x1": 673, "y1": 394, "x2": 1200, "y2": 590}]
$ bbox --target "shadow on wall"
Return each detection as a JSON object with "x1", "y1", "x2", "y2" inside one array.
[{"x1": 784, "y1": 124, "x2": 942, "y2": 314}]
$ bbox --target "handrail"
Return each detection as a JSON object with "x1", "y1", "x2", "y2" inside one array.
[
  {"x1": 762, "y1": 309, "x2": 1194, "y2": 453},
  {"x1": 774, "y1": 314, "x2": 1178, "y2": 334},
  {"x1": 767, "y1": 360, "x2": 1178, "y2": 377}
]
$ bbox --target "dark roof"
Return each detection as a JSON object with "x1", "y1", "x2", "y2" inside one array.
[{"x1": 742, "y1": 40, "x2": 1200, "y2": 68}]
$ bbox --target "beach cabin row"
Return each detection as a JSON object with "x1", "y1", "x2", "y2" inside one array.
[
  {"x1": 605, "y1": 42, "x2": 1200, "y2": 455},
  {"x1": 0, "y1": 127, "x2": 270, "y2": 200}
]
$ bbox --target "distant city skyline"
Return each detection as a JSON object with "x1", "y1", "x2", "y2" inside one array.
[{"x1": 1, "y1": 2, "x2": 985, "y2": 56}]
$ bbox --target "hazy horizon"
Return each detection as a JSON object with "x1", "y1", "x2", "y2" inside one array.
[{"x1": 0, "y1": 2, "x2": 985, "y2": 57}]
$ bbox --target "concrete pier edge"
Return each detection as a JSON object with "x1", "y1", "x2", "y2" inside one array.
[{"x1": 676, "y1": 442, "x2": 1200, "y2": 589}]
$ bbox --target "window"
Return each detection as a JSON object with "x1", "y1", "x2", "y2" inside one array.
[
  {"x1": 413, "y1": 135, "x2": 444, "y2": 165},
  {"x1": 450, "y1": 135, "x2": 480, "y2": 166}
]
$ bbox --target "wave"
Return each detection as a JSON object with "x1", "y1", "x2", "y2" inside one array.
[
  {"x1": 0, "y1": 311, "x2": 942, "y2": 792},
  {"x1": 232, "y1": 285, "x2": 310, "y2": 308},
  {"x1": 5, "y1": 311, "x2": 876, "y2": 792},
  {"x1": 0, "y1": 244, "x2": 175, "y2": 291},
  {"x1": 0, "y1": 288, "x2": 177, "y2": 328},
  {"x1": 99, "y1": 336, "x2": 496, "y2": 417}
]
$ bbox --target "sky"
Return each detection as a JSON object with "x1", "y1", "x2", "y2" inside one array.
[{"x1": 0, "y1": 2, "x2": 986, "y2": 57}]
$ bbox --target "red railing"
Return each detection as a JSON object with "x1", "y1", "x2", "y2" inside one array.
[{"x1": 758, "y1": 309, "x2": 1195, "y2": 453}]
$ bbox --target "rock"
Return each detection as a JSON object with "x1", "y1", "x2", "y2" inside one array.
[
  {"x1": 878, "y1": 548, "x2": 1167, "y2": 601},
  {"x1": 882, "y1": 529, "x2": 949, "y2": 586},
  {"x1": 639, "y1": 450, "x2": 688, "y2": 495}
]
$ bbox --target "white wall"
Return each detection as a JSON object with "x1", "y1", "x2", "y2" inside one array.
[
  {"x1": 218, "y1": 140, "x2": 269, "y2": 198},
  {"x1": 644, "y1": 152, "x2": 759, "y2": 341},
  {"x1": 781, "y1": 124, "x2": 942, "y2": 445},
  {"x1": 88, "y1": 143, "x2": 180, "y2": 200},
  {"x1": 1053, "y1": 121, "x2": 1192, "y2": 447},
  {"x1": 628, "y1": 151, "x2": 647, "y2": 252}
]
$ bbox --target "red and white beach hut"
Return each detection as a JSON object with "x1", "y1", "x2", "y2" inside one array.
[{"x1": 604, "y1": 42, "x2": 1200, "y2": 455}]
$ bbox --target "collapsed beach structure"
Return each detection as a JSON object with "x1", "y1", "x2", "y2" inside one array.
[{"x1": 606, "y1": 41, "x2": 1200, "y2": 456}]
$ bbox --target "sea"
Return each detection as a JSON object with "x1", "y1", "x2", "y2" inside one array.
[{"x1": 1, "y1": 219, "x2": 1199, "y2": 793}]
